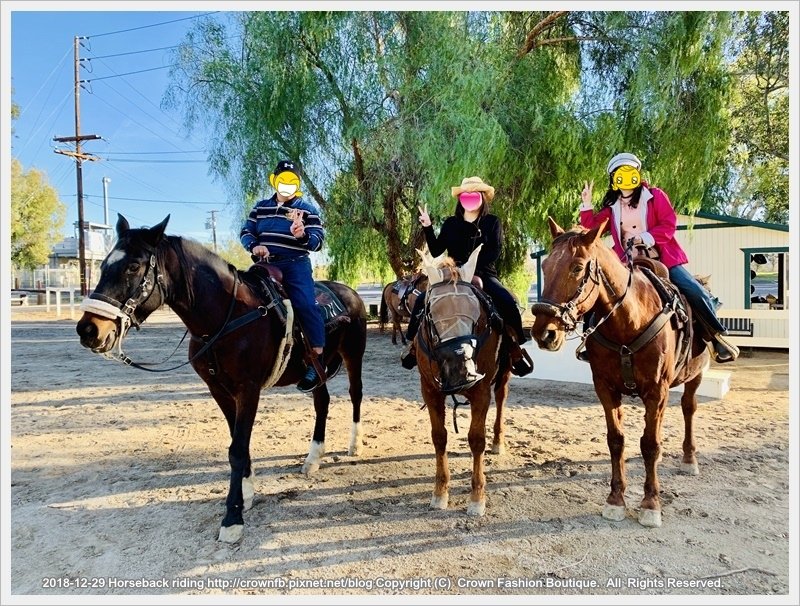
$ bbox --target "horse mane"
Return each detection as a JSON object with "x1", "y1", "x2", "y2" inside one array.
[
  {"x1": 163, "y1": 235, "x2": 231, "y2": 309},
  {"x1": 432, "y1": 256, "x2": 461, "y2": 284}
]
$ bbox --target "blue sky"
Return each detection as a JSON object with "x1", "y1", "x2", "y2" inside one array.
[{"x1": 9, "y1": 9, "x2": 239, "y2": 246}]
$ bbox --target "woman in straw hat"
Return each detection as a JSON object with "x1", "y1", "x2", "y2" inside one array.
[{"x1": 400, "y1": 176, "x2": 533, "y2": 377}]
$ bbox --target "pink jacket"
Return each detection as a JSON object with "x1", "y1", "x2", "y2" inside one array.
[{"x1": 579, "y1": 184, "x2": 688, "y2": 269}]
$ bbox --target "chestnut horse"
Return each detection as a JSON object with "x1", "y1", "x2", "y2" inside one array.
[
  {"x1": 378, "y1": 273, "x2": 428, "y2": 345},
  {"x1": 76, "y1": 215, "x2": 367, "y2": 543},
  {"x1": 414, "y1": 245, "x2": 512, "y2": 516},
  {"x1": 530, "y1": 218, "x2": 710, "y2": 528}
]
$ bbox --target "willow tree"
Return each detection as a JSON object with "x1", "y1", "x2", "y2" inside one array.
[
  {"x1": 166, "y1": 11, "x2": 736, "y2": 290},
  {"x1": 713, "y1": 11, "x2": 789, "y2": 223}
]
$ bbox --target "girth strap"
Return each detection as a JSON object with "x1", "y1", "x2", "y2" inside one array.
[{"x1": 587, "y1": 308, "x2": 675, "y2": 392}]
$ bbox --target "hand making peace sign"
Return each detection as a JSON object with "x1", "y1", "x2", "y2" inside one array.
[{"x1": 417, "y1": 203, "x2": 431, "y2": 228}]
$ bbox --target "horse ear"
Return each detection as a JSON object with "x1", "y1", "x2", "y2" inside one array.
[
  {"x1": 116, "y1": 214, "x2": 130, "y2": 238},
  {"x1": 143, "y1": 214, "x2": 170, "y2": 248},
  {"x1": 417, "y1": 248, "x2": 445, "y2": 285},
  {"x1": 548, "y1": 216, "x2": 564, "y2": 238},
  {"x1": 583, "y1": 218, "x2": 608, "y2": 247},
  {"x1": 460, "y1": 244, "x2": 483, "y2": 284}
]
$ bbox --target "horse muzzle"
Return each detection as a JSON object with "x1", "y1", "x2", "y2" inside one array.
[
  {"x1": 434, "y1": 336, "x2": 485, "y2": 395},
  {"x1": 530, "y1": 315, "x2": 566, "y2": 352},
  {"x1": 76, "y1": 313, "x2": 121, "y2": 353}
]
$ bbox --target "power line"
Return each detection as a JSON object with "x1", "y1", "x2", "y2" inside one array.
[
  {"x1": 77, "y1": 193, "x2": 224, "y2": 206},
  {"x1": 86, "y1": 12, "x2": 219, "y2": 39},
  {"x1": 87, "y1": 91, "x2": 190, "y2": 153},
  {"x1": 81, "y1": 44, "x2": 180, "y2": 60},
  {"x1": 102, "y1": 150, "x2": 206, "y2": 155},
  {"x1": 104, "y1": 159, "x2": 208, "y2": 164},
  {"x1": 81, "y1": 64, "x2": 172, "y2": 83},
  {"x1": 89, "y1": 55, "x2": 188, "y2": 135}
]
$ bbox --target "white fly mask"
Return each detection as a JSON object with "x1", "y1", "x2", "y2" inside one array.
[{"x1": 419, "y1": 245, "x2": 483, "y2": 345}]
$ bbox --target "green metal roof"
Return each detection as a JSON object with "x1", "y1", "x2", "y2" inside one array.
[{"x1": 689, "y1": 211, "x2": 789, "y2": 232}]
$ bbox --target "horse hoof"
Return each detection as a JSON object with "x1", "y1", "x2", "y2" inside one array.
[
  {"x1": 348, "y1": 422, "x2": 363, "y2": 456},
  {"x1": 218, "y1": 524, "x2": 243, "y2": 543},
  {"x1": 490, "y1": 442, "x2": 506, "y2": 456},
  {"x1": 302, "y1": 440, "x2": 325, "y2": 475},
  {"x1": 467, "y1": 499, "x2": 486, "y2": 517},
  {"x1": 680, "y1": 462, "x2": 699, "y2": 476},
  {"x1": 301, "y1": 462, "x2": 320, "y2": 476},
  {"x1": 638, "y1": 508, "x2": 662, "y2": 528},
  {"x1": 430, "y1": 494, "x2": 449, "y2": 510},
  {"x1": 602, "y1": 504, "x2": 626, "y2": 521},
  {"x1": 242, "y1": 472, "x2": 255, "y2": 511}
]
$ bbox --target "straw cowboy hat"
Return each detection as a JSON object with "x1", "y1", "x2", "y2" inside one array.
[{"x1": 451, "y1": 176, "x2": 495, "y2": 202}]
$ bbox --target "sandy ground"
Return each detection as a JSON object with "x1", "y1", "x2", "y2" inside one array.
[{"x1": 7, "y1": 306, "x2": 794, "y2": 600}]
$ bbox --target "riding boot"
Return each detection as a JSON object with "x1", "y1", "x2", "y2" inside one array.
[
  {"x1": 710, "y1": 330, "x2": 740, "y2": 364},
  {"x1": 297, "y1": 351, "x2": 327, "y2": 392},
  {"x1": 401, "y1": 308, "x2": 423, "y2": 370},
  {"x1": 400, "y1": 341, "x2": 417, "y2": 369}
]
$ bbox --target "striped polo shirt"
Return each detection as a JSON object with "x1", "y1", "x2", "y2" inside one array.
[{"x1": 240, "y1": 194, "x2": 324, "y2": 257}]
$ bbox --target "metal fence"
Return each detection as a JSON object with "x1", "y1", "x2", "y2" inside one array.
[{"x1": 10, "y1": 267, "x2": 81, "y2": 290}]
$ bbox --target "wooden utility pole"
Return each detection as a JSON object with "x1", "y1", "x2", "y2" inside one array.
[
  {"x1": 206, "y1": 210, "x2": 219, "y2": 252},
  {"x1": 53, "y1": 35, "x2": 100, "y2": 297}
]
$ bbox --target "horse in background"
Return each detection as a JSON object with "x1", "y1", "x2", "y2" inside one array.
[
  {"x1": 379, "y1": 272, "x2": 429, "y2": 345},
  {"x1": 413, "y1": 245, "x2": 511, "y2": 516},
  {"x1": 530, "y1": 218, "x2": 710, "y2": 528},
  {"x1": 76, "y1": 214, "x2": 367, "y2": 543}
]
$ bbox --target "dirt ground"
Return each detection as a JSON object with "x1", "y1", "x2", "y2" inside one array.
[{"x1": 7, "y1": 306, "x2": 794, "y2": 600}]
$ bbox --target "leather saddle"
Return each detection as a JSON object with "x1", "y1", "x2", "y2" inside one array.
[
  {"x1": 241, "y1": 261, "x2": 350, "y2": 329},
  {"x1": 632, "y1": 257, "x2": 669, "y2": 281}
]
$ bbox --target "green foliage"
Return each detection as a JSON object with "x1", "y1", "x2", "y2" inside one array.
[
  {"x1": 212, "y1": 237, "x2": 255, "y2": 271},
  {"x1": 705, "y1": 11, "x2": 788, "y2": 223},
  {"x1": 11, "y1": 159, "x2": 66, "y2": 269},
  {"x1": 166, "y1": 10, "x2": 787, "y2": 289}
]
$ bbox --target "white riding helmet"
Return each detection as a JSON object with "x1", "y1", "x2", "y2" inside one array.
[{"x1": 607, "y1": 152, "x2": 642, "y2": 175}]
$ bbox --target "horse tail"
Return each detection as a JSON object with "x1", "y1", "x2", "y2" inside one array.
[{"x1": 378, "y1": 286, "x2": 389, "y2": 332}]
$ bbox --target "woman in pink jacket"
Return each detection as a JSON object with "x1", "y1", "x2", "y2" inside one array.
[{"x1": 579, "y1": 152, "x2": 738, "y2": 363}]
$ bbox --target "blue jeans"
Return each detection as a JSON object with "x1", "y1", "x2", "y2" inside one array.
[
  {"x1": 669, "y1": 264, "x2": 725, "y2": 334},
  {"x1": 270, "y1": 255, "x2": 325, "y2": 349}
]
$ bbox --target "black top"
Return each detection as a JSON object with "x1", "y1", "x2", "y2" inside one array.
[{"x1": 423, "y1": 214, "x2": 502, "y2": 278}]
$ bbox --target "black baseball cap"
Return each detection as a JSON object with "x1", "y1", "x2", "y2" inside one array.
[{"x1": 274, "y1": 159, "x2": 300, "y2": 178}]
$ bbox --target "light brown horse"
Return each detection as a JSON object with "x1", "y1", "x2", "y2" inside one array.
[
  {"x1": 379, "y1": 273, "x2": 428, "y2": 345},
  {"x1": 414, "y1": 246, "x2": 512, "y2": 516},
  {"x1": 530, "y1": 218, "x2": 710, "y2": 528}
]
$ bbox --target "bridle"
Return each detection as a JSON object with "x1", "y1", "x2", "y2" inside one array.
[
  {"x1": 79, "y1": 241, "x2": 265, "y2": 372},
  {"x1": 531, "y1": 236, "x2": 632, "y2": 336},
  {"x1": 79, "y1": 245, "x2": 166, "y2": 340}
]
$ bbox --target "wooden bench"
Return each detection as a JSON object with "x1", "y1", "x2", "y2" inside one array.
[{"x1": 720, "y1": 316, "x2": 754, "y2": 337}]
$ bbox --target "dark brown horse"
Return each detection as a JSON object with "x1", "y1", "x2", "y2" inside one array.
[
  {"x1": 414, "y1": 246, "x2": 511, "y2": 516},
  {"x1": 76, "y1": 215, "x2": 366, "y2": 543},
  {"x1": 530, "y1": 218, "x2": 710, "y2": 527},
  {"x1": 378, "y1": 273, "x2": 428, "y2": 345}
]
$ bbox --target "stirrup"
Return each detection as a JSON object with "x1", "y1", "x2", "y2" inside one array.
[
  {"x1": 712, "y1": 335, "x2": 739, "y2": 364},
  {"x1": 510, "y1": 345, "x2": 534, "y2": 377},
  {"x1": 297, "y1": 365, "x2": 322, "y2": 392}
]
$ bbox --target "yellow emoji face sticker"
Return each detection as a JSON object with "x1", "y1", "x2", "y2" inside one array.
[
  {"x1": 269, "y1": 170, "x2": 303, "y2": 198},
  {"x1": 611, "y1": 166, "x2": 641, "y2": 191}
]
